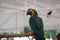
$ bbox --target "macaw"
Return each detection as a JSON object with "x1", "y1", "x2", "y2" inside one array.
[{"x1": 26, "y1": 8, "x2": 45, "y2": 40}]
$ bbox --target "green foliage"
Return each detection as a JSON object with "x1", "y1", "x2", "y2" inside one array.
[
  {"x1": 44, "y1": 31, "x2": 50, "y2": 38},
  {"x1": 3, "y1": 32, "x2": 8, "y2": 35},
  {"x1": 20, "y1": 31, "x2": 24, "y2": 34},
  {"x1": 24, "y1": 26, "x2": 32, "y2": 33},
  {"x1": 8, "y1": 37, "x2": 14, "y2": 40},
  {"x1": 47, "y1": 30, "x2": 56, "y2": 40},
  {"x1": 44, "y1": 30, "x2": 57, "y2": 40}
]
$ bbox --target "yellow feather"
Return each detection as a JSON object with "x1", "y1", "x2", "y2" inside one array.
[{"x1": 32, "y1": 11, "x2": 34, "y2": 16}]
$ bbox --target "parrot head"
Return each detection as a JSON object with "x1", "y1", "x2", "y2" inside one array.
[{"x1": 26, "y1": 8, "x2": 38, "y2": 17}]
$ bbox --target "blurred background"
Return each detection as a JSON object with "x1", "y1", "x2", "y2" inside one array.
[{"x1": 0, "y1": 0, "x2": 60, "y2": 40}]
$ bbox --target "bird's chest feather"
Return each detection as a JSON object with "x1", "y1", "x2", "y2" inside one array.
[
  {"x1": 29, "y1": 17, "x2": 40, "y2": 28},
  {"x1": 29, "y1": 17, "x2": 40, "y2": 24},
  {"x1": 29, "y1": 17, "x2": 43, "y2": 34}
]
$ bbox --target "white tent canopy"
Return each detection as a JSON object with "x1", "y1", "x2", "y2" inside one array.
[{"x1": 0, "y1": 0, "x2": 60, "y2": 33}]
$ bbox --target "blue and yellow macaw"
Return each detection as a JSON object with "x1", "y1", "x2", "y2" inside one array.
[{"x1": 26, "y1": 8, "x2": 45, "y2": 40}]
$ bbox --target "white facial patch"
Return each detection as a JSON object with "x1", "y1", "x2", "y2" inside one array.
[{"x1": 29, "y1": 9, "x2": 32, "y2": 11}]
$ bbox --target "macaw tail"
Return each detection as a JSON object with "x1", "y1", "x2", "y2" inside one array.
[{"x1": 35, "y1": 34, "x2": 45, "y2": 40}]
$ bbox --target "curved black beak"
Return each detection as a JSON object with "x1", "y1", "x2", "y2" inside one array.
[{"x1": 26, "y1": 11, "x2": 31, "y2": 15}]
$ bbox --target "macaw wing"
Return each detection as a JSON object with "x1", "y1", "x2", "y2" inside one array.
[
  {"x1": 29, "y1": 17, "x2": 44, "y2": 40},
  {"x1": 29, "y1": 17, "x2": 44, "y2": 34}
]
